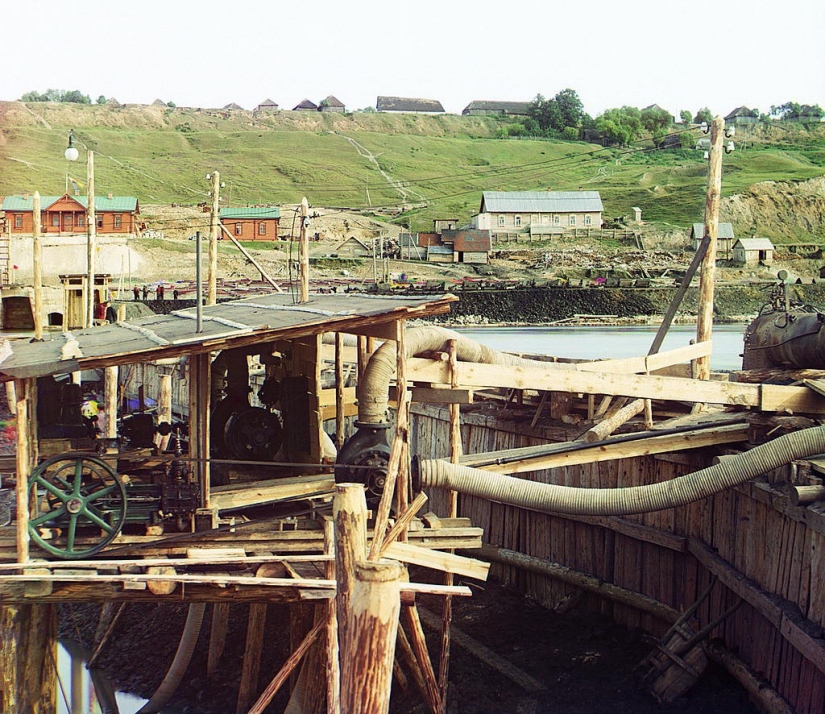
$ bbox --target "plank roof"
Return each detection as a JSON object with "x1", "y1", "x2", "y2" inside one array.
[
  {"x1": 691, "y1": 223, "x2": 735, "y2": 239},
  {"x1": 480, "y1": 191, "x2": 603, "y2": 214},
  {"x1": 734, "y1": 237, "x2": 774, "y2": 250},
  {"x1": 376, "y1": 96, "x2": 445, "y2": 113},
  {"x1": 0, "y1": 292, "x2": 456, "y2": 381},
  {"x1": 461, "y1": 100, "x2": 530, "y2": 115},
  {"x1": 219, "y1": 207, "x2": 281, "y2": 220}
]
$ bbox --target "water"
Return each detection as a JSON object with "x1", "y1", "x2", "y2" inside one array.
[{"x1": 453, "y1": 323, "x2": 747, "y2": 372}]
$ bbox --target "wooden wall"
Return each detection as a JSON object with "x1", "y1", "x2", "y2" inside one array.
[{"x1": 411, "y1": 403, "x2": 825, "y2": 713}]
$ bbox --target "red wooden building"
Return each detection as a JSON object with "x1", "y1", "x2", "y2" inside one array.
[
  {"x1": 2, "y1": 194, "x2": 140, "y2": 235},
  {"x1": 219, "y1": 207, "x2": 280, "y2": 240}
]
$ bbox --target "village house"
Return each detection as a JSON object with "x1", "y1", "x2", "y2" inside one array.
[
  {"x1": 725, "y1": 106, "x2": 759, "y2": 128},
  {"x1": 255, "y1": 99, "x2": 279, "y2": 112},
  {"x1": 690, "y1": 222, "x2": 736, "y2": 258},
  {"x1": 219, "y1": 207, "x2": 280, "y2": 240},
  {"x1": 2, "y1": 194, "x2": 140, "y2": 235},
  {"x1": 461, "y1": 101, "x2": 531, "y2": 116},
  {"x1": 319, "y1": 95, "x2": 346, "y2": 113},
  {"x1": 473, "y1": 191, "x2": 603, "y2": 239},
  {"x1": 293, "y1": 99, "x2": 318, "y2": 111},
  {"x1": 334, "y1": 236, "x2": 372, "y2": 259},
  {"x1": 732, "y1": 237, "x2": 774, "y2": 266},
  {"x1": 376, "y1": 96, "x2": 445, "y2": 113}
]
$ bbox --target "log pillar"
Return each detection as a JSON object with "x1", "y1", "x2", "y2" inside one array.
[
  {"x1": 340, "y1": 560, "x2": 405, "y2": 714},
  {"x1": 0, "y1": 604, "x2": 58, "y2": 714}
]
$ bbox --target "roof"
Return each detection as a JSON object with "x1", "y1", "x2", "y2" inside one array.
[
  {"x1": 376, "y1": 96, "x2": 445, "y2": 113},
  {"x1": 734, "y1": 238, "x2": 774, "y2": 250},
  {"x1": 293, "y1": 99, "x2": 318, "y2": 111},
  {"x1": 257, "y1": 99, "x2": 279, "y2": 107},
  {"x1": 0, "y1": 292, "x2": 457, "y2": 381},
  {"x1": 691, "y1": 223, "x2": 735, "y2": 240},
  {"x1": 220, "y1": 207, "x2": 281, "y2": 220},
  {"x1": 2, "y1": 195, "x2": 139, "y2": 212},
  {"x1": 480, "y1": 191, "x2": 603, "y2": 214},
  {"x1": 442, "y1": 229, "x2": 492, "y2": 252},
  {"x1": 335, "y1": 236, "x2": 371, "y2": 251},
  {"x1": 462, "y1": 101, "x2": 531, "y2": 115},
  {"x1": 223, "y1": 102, "x2": 244, "y2": 110},
  {"x1": 321, "y1": 95, "x2": 345, "y2": 108},
  {"x1": 725, "y1": 106, "x2": 758, "y2": 120},
  {"x1": 427, "y1": 245, "x2": 453, "y2": 255}
]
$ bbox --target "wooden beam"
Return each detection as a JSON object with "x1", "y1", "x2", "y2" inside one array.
[
  {"x1": 383, "y1": 542, "x2": 490, "y2": 581},
  {"x1": 411, "y1": 387, "x2": 474, "y2": 405}
]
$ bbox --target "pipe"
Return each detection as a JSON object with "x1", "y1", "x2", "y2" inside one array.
[
  {"x1": 137, "y1": 603, "x2": 206, "y2": 714},
  {"x1": 414, "y1": 425, "x2": 825, "y2": 516},
  {"x1": 357, "y1": 325, "x2": 575, "y2": 425}
]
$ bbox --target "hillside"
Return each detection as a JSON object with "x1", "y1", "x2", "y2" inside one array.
[{"x1": 2, "y1": 101, "x2": 825, "y2": 236}]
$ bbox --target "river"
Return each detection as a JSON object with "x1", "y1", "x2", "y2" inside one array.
[{"x1": 453, "y1": 323, "x2": 748, "y2": 372}]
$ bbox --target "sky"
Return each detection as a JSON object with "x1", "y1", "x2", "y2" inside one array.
[{"x1": 1, "y1": 0, "x2": 823, "y2": 119}]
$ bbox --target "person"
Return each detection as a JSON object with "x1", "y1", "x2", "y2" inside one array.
[
  {"x1": 94, "y1": 301, "x2": 107, "y2": 323},
  {"x1": 157, "y1": 284, "x2": 165, "y2": 300},
  {"x1": 142, "y1": 285, "x2": 148, "y2": 300},
  {"x1": 133, "y1": 285, "x2": 140, "y2": 301},
  {"x1": 105, "y1": 303, "x2": 118, "y2": 323},
  {"x1": 173, "y1": 287, "x2": 179, "y2": 300}
]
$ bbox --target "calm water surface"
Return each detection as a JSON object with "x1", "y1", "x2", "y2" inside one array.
[{"x1": 453, "y1": 324, "x2": 747, "y2": 372}]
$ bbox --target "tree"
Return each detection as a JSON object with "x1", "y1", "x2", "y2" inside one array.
[
  {"x1": 20, "y1": 90, "x2": 48, "y2": 102},
  {"x1": 596, "y1": 106, "x2": 643, "y2": 146},
  {"x1": 679, "y1": 110, "x2": 692, "y2": 126},
  {"x1": 771, "y1": 101, "x2": 824, "y2": 120},
  {"x1": 527, "y1": 94, "x2": 560, "y2": 133},
  {"x1": 527, "y1": 89, "x2": 585, "y2": 135},
  {"x1": 554, "y1": 88, "x2": 584, "y2": 131},
  {"x1": 641, "y1": 106, "x2": 673, "y2": 146},
  {"x1": 166, "y1": 101, "x2": 176, "y2": 108},
  {"x1": 97, "y1": 95, "x2": 107, "y2": 105},
  {"x1": 694, "y1": 107, "x2": 713, "y2": 124}
]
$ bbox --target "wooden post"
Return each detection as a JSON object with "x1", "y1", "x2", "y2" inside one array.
[
  {"x1": 0, "y1": 604, "x2": 58, "y2": 714},
  {"x1": 86, "y1": 151, "x2": 96, "y2": 330},
  {"x1": 299, "y1": 197, "x2": 310, "y2": 303},
  {"x1": 340, "y1": 560, "x2": 405, "y2": 714},
  {"x1": 335, "y1": 332, "x2": 345, "y2": 452},
  {"x1": 32, "y1": 192, "x2": 43, "y2": 341},
  {"x1": 14, "y1": 379, "x2": 31, "y2": 563},
  {"x1": 395, "y1": 320, "x2": 409, "y2": 517},
  {"x1": 323, "y1": 518, "x2": 341, "y2": 714},
  {"x1": 157, "y1": 373, "x2": 172, "y2": 451},
  {"x1": 695, "y1": 117, "x2": 725, "y2": 380},
  {"x1": 104, "y1": 366, "x2": 118, "y2": 440},
  {"x1": 334, "y1": 484, "x2": 368, "y2": 659},
  {"x1": 235, "y1": 603, "x2": 267, "y2": 714},
  {"x1": 189, "y1": 353, "x2": 211, "y2": 508},
  {"x1": 208, "y1": 171, "x2": 220, "y2": 306},
  {"x1": 207, "y1": 603, "x2": 231, "y2": 678},
  {"x1": 577, "y1": 398, "x2": 646, "y2": 442}
]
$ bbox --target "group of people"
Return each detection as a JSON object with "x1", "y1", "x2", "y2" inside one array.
[{"x1": 132, "y1": 284, "x2": 180, "y2": 301}]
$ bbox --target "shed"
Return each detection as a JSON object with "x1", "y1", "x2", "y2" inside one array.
[
  {"x1": 293, "y1": 99, "x2": 318, "y2": 111},
  {"x1": 732, "y1": 238, "x2": 774, "y2": 266},
  {"x1": 319, "y1": 95, "x2": 345, "y2": 113},
  {"x1": 426, "y1": 245, "x2": 455, "y2": 263},
  {"x1": 376, "y1": 96, "x2": 445, "y2": 113},
  {"x1": 442, "y1": 229, "x2": 492, "y2": 264},
  {"x1": 725, "y1": 106, "x2": 759, "y2": 126},
  {"x1": 690, "y1": 223, "x2": 735, "y2": 256},
  {"x1": 335, "y1": 236, "x2": 372, "y2": 258}
]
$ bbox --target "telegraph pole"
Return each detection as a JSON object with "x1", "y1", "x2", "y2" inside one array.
[
  {"x1": 299, "y1": 197, "x2": 309, "y2": 303},
  {"x1": 695, "y1": 116, "x2": 725, "y2": 380},
  {"x1": 208, "y1": 171, "x2": 220, "y2": 305},
  {"x1": 32, "y1": 192, "x2": 43, "y2": 340},
  {"x1": 86, "y1": 151, "x2": 96, "y2": 328}
]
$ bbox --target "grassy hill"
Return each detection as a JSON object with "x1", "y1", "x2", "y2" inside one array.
[{"x1": 2, "y1": 101, "x2": 824, "y2": 236}]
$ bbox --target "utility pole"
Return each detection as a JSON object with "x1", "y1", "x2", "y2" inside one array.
[
  {"x1": 208, "y1": 171, "x2": 220, "y2": 306},
  {"x1": 695, "y1": 116, "x2": 725, "y2": 380},
  {"x1": 299, "y1": 197, "x2": 309, "y2": 303},
  {"x1": 32, "y1": 192, "x2": 43, "y2": 340},
  {"x1": 86, "y1": 151, "x2": 96, "y2": 329}
]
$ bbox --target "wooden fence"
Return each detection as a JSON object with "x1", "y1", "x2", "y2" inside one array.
[{"x1": 411, "y1": 403, "x2": 825, "y2": 713}]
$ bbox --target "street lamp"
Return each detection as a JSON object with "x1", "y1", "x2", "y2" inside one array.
[{"x1": 64, "y1": 130, "x2": 96, "y2": 329}]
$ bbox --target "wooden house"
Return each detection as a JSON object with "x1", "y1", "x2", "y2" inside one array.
[
  {"x1": 255, "y1": 99, "x2": 280, "y2": 112},
  {"x1": 223, "y1": 102, "x2": 244, "y2": 111},
  {"x1": 376, "y1": 96, "x2": 445, "y2": 113},
  {"x1": 293, "y1": 99, "x2": 318, "y2": 111},
  {"x1": 732, "y1": 237, "x2": 774, "y2": 266},
  {"x1": 475, "y1": 191, "x2": 603, "y2": 236},
  {"x1": 335, "y1": 236, "x2": 372, "y2": 258},
  {"x1": 319, "y1": 95, "x2": 345, "y2": 113},
  {"x1": 2, "y1": 194, "x2": 140, "y2": 235},
  {"x1": 461, "y1": 101, "x2": 530, "y2": 116},
  {"x1": 441, "y1": 229, "x2": 492, "y2": 264},
  {"x1": 219, "y1": 207, "x2": 280, "y2": 240},
  {"x1": 690, "y1": 222, "x2": 735, "y2": 257},
  {"x1": 725, "y1": 106, "x2": 759, "y2": 127}
]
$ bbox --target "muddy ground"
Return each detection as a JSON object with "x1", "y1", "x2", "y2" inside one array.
[{"x1": 58, "y1": 577, "x2": 757, "y2": 713}]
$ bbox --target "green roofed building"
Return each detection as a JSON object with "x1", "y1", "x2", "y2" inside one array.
[{"x1": 219, "y1": 206, "x2": 281, "y2": 240}]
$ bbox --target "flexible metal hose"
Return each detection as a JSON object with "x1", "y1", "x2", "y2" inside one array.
[
  {"x1": 358, "y1": 325, "x2": 576, "y2": 423},
  {"x1": 416, "y1": 425, "x2": 825, "y2": 516},
  {"x1": 137, "y1": 603, "x2": 206, "y2": 713}
]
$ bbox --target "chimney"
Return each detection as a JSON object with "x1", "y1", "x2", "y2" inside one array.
[{"x1": 107, "y1": 192, "x2": 113, "y2": 200}]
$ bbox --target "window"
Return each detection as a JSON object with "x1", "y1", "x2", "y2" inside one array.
[
  {"x1": 497, "y1": 215, "x2": 506, "y2": 227},
  {"x1": 114, "y1": 214, "x2": 122, "y2": 229},
  {"x1": 52, "y1": 214, "x2": 60, "y2": 228},
  {"x1": 14, "y1": 215, "x2": 22, "y2": 229},
  {"x1": 235, "y1": 222, "x2": 243, "y2": 236},
  {"x1": 258, "y1": 222, "x2": 266, "y2": 236},
  {"x1": 514, "y1": 215, "x2": 522, "y2": 227},
  {"x1": 77, "y1": 214, "x2": 84, "y2": 227},
  {"x1": 553, "y1": 215, "x2": 560, "y2": 225},
  {"x1": 531, "y1": 214, "x2": 540, "y2": 225},
  {"x1": 569, "y1": 214, "x2": 576, "y2": 226},
  {"x1": 585, "y1": 215, "x2": 592, "y2": 226}
]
